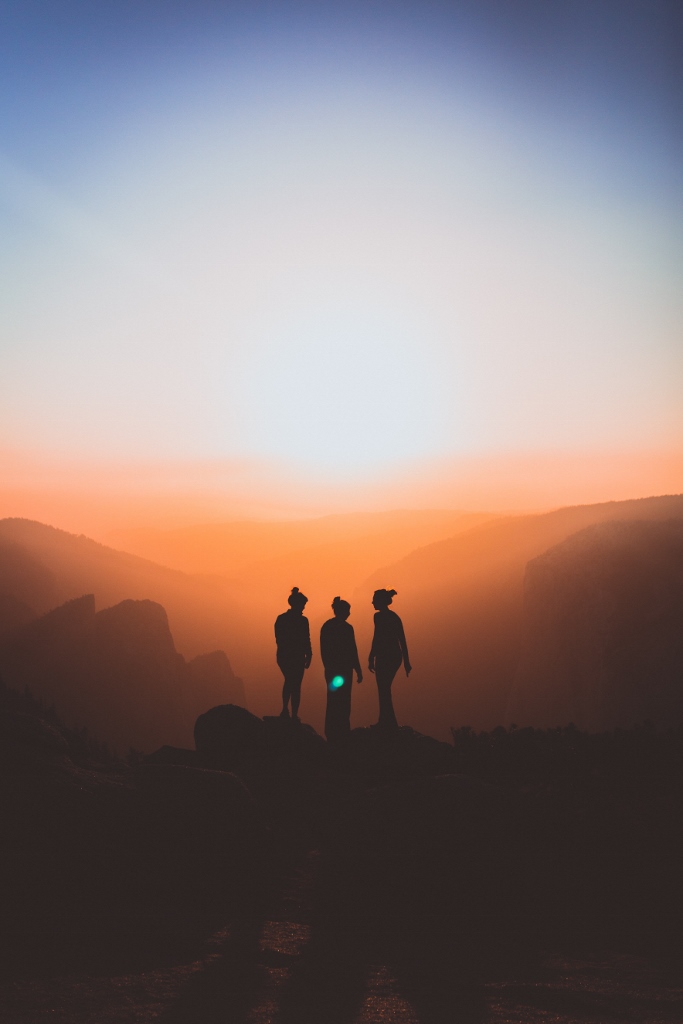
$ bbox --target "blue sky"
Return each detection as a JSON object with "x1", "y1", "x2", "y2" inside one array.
[{"x1": 1, "y1": 0, "x2": 681, "y2": 475}]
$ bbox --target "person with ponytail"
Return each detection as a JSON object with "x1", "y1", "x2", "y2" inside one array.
[
  {"x1": 274, "y1": 587, "x2": 312, "y2": 721},
  {"x1": 368, "y1": 588, "x2": 411, "y2": 729},
  {"x1": 320, "y1": 596, "x2": 362, "y2": 742}
]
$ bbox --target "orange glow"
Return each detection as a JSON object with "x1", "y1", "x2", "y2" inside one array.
[
  {"x1": 2, "y1": 447, "x2": 682, "y2": 537},
  {"x1": 2, "y1": 445, "x2": 682, "y2": 741}
]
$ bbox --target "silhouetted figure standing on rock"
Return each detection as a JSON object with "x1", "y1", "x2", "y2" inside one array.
[
  {"x1": 368, "y1": 588, "x2": 411, "y2": 729},
  {"x1": 275, "y1": 587, "x2": 312, "y2": 722},
  {"x1": 320, "y1": 596, "x2": 362, "y2": 742}
]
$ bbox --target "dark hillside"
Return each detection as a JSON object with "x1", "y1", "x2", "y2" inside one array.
[
  {"x1": 2, "y1": 676, "x2": 683, "y2": 1022},
  {"x1": 359, "y1": 495, "x2": 683, "y2": 735},
  {"x1": 510, "y1": 519, "x2": 683, "y2": 729}
]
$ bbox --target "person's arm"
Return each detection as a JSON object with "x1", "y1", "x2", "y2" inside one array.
[
  {"x1": 368, "y1": 615, "x2": 377, "y2": 673},
  {"x1": 397, "y1": 616, "x2": 412, "y2": 676},
  {"x1": 319, "y1": 621, "x2": 330, "y2": 673},
  {"x1": 304, "y1": 617, "x2": 312, "y2": 669},
  {"x1": 350, "y1": 625, "x2": 362, "y2": 683}
]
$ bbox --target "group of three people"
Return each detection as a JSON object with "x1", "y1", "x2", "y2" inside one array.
[{"x1": 275, "y1": 586, "x2": 412, "y2": 740}]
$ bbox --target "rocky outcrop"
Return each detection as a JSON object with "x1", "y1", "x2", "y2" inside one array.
[
  {"x1": 509, "y1": 519, "x2": 683, "y2": 730},
  {"x1": 194, "y1": 704, "x2": 266, "y2": 768},
  {"x1": 194, "y1": 704, "x2": 329, "y2": 773},
  {"x1": 0, "y1": 596, "x2": 245, "y2": 752},
  {"x1": 0, "y1": 593, "x2": 97, "y2": 700},
  {"x1": 0, "y1": 709, "x2": 268, "y2": 947}
]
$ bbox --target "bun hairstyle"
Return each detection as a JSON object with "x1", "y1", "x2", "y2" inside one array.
[
  {"x1": 373, "y1": 588, "x2": 397, "y2": 607},
  {"x1": 332, "y1": 595, "x2": 351, "y2": 615},
  {"x1": 288, "y1": 586, "x2": 308, "y2": 608}
]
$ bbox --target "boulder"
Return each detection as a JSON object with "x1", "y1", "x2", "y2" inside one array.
[
  {"x1": 260, "y1": 714, "x2": 329, "y2": 771},
  {"x1": 194, "y1": 704, "x2": 265, "y2": 768},
  {"x1": 194, "y1": 706, "x2": 331, "y2": 775},
  {"x1": 144, "y1": 744, "x2": 198, "y2": 766}
]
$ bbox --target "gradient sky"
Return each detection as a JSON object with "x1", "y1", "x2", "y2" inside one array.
[{"x1": 1, "y1": 0, "x2": 681, "y2": 481}]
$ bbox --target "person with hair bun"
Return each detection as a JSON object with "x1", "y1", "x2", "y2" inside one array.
[
  {"x1": 320, "y1": 596, "x2": 362, "y2": 742},
  {"x1": 368, "y1": 588, "x2": 411, "y2": 729},
  {"x1": 275, "y1": 587, "x2": 312, "y2": 721}
]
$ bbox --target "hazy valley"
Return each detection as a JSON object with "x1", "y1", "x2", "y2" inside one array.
[{"x1": 2, "y1": 493, "x2": 683, "y2": 750}]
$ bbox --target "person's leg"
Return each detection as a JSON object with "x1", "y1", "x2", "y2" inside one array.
[
  {"x1": 375, "y1": 664, "x2": 398, "y2": 727},
  {"x1": 341, "y1": 674, "x2": 353, "y2": 734},
  {"x1": 290, "y1": 665, "x2": 305, "y2": 720},
  {"x1": 325, "y1": 671, "x2": 350, "y2": 742},
  {"x1": 281, "y1": 677, "x2": 291, "y2": 716},
  {"x1": 324, "y1": 671, "x2": 336, "y2": 741}
]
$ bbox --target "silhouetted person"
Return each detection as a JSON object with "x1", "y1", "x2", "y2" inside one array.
[
  {"x1": 275, "y1": 587, "x2": 312, "y2": 721},
  {"x1": 368, "y1": 588, "x2": 411, "y2": 729},
  {"x1": 320, "y1": 596, "x2": 362, "y2": 742}
]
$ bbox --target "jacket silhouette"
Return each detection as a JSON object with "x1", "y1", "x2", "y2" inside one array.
[
  {"x1": 275, "y1": 587, "x2": 312, "y2": 721},
  {"x1": 320, "y1": 596, "x2": 362, "y2": 742},
  {"x1": 368, "y1": 588, "x2": 411, "y2": 728}
]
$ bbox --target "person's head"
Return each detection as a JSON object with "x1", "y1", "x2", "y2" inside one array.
[
  {"x1": 288, "y1": 586, "x2": 308, "y2": 611},
  {"x1": 331, "y1": 596, "x2": 351, "y2": 620},
  {"x1": 372, "y1": 588, "x2": 397, "y2": 610}
]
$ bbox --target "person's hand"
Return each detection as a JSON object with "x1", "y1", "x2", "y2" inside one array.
[
  {"x1": 405, "y1": 662, "x2": 412, "y2": 677},
  {"x1": 357, "y1": 672, "x2": 363, "y2": 684},
  {"x1": 304, "y1": 656, "x2": 312, "y2": 669},
  {"x1": 368, "y1": 659, "x2": 375, "y2": 674}
]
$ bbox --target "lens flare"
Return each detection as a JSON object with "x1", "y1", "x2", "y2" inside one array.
[{"x1": 329, "y1": 675, "x2": 345, "y2": 691}]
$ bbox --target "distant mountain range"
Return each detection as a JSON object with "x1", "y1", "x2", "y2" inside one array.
[
  {"x1": 1, "y1": 494, "x2": 682, "y2": 743},
  {"x1": 0, "y1": 519, "x2": 245, "y2": 750},
  {"x1": 0, "y1": 516, "x2": 245, "y2": 657},
  {"x1": 0, "y1": 592, "x2": 244, "y2": 752},
  {"x1": 107, "y1": 510, "x2": 495, "y2": 605},
  {"x1": 356, "y1": 494, "x2": 683, "y2": 734}
]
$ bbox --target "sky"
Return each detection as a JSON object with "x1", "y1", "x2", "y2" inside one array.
[{"x1": 0, "y1": 0, "x2": 681, "y2": 508}]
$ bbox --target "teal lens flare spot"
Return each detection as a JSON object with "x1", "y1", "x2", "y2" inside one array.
[{"x1": 329, "y1": 675, "x2": 345, "y2": 691}]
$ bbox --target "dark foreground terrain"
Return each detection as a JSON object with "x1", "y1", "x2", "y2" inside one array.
[{"x1": 1, "y1": 685, "x2": 682, "y2": 1023}]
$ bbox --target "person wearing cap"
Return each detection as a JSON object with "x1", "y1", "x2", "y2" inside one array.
[
  {"x1": 320, "y1": 596, "x2": 362, "y2": 742},
  {"x1": 368, "y1": 588, "x2": 411, "y2": 729},
  {"x1": 275, "y1": 587, "x2": 312, "y2": 722}
]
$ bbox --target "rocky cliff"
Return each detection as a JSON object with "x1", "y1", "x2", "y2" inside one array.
[
  {"x1": 509, "y1": 519, "x2": 683, "y2": 730},
  {"x1": 0, "y1": 596, "x2": 245, "y2": 751}
]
